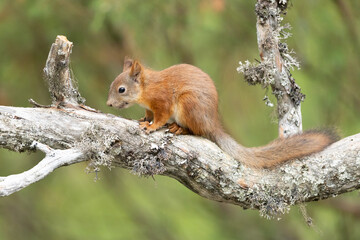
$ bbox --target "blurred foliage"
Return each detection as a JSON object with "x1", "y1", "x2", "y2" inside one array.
[{"x1": 0, "y1": 0, "x2": 359, "y2": 239}]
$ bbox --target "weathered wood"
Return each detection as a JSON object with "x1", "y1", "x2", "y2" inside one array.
[
  {"x1": 0, "y1": 141, "x2": 85, "y2": 196},
  {"x1": 43, "y1": 35, "x2": 85, "y2": 106},
  {"x1": 0, "y1": 105, "x2": 359, "y2": 218}
]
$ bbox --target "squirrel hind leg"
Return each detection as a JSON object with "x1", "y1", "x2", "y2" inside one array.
[
  {"x1": 176, "y1": 93, "x2": 218, "y2": 137},
  {"x1": 168, "y1": 122, "x2": 190, "y2": 135}
]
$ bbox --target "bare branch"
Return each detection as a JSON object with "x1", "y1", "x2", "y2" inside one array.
[
  {"x1": 28, "y1": 98, "x2": 52, "y2": 108},
  {"x1": 0, "y1": 141, "x2": 85, "y2": 196},
  {"x1": 44, "y1": 35, "x2": 85, "y2": 106},
  {"x1": 0, "y1": 105, "x2": 359, "y2": 218}
]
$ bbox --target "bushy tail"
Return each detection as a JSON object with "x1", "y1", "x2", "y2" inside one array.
[{"x1": 211, "y1": 129, "x2": 338, "y2": 168}]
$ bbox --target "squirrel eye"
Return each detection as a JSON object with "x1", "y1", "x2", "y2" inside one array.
[{"x1": 118, "y1": 87, "x2": 126, "y2": 93}]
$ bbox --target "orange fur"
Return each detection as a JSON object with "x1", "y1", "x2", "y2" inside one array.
[{"x1": 107, "y1": 58, "x2": 338, "y2": 168}]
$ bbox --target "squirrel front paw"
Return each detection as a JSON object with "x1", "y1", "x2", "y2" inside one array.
[
  {"x1": 139, "y1": 121, "x2": 156, "y2": 134},
  {"x1": 139, "y1": 121, "x2": 150, "y2": 129}
]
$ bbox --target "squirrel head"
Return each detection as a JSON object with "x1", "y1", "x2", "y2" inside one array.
[{"x1": 107, "y1": 58, "x2": 143, "y2": 109}]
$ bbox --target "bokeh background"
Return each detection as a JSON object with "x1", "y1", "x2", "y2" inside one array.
[{"x1": 0, "y1": 0, "x2": 359, "y2": 239}]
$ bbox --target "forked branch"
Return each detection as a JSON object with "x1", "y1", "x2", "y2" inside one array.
[{"x1": 0, "y1": 141, "x2": 85, "y2": 196}]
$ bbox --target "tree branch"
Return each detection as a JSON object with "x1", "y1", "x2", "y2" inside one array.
[
  {"x1": 238, "y1": 0, "x2": 304, "y2": 137},
  {"x1": 43, "y1": 35, "x2": 85, "y2": 107},
  {"x1": 0, "y1": 104, "x2": 359, "y2": 217},
  {"x1": 0, "y1": 141, "x2": 85, "y2": 196}
]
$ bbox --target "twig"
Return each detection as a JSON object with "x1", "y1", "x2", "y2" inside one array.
[
  {"x1": 28, "y1": 98, "x2": 52, "y2": 108},
  {"x1": 0, "y1": 141, "x2": 85, "y2": 196}
]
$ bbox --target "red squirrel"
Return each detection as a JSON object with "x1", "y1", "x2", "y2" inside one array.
[{"x1": 107, "y1": 58, "x2": 337, "y2": 168}]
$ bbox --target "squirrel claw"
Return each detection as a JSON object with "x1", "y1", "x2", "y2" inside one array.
[
  {"x1": 168, "y1": 122, "x2": 189, "y2": 135},
  {"x1": 139, "y1": 121, "x2": 156, "y2": 134},
  {"x1": 145, "y1": 128, "x2": 155, "y2": 134},
  {"x1": 139, "y1": 121, "x2": 150, "y2": 129}
]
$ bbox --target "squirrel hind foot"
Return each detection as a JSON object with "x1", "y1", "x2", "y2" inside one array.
[{"x1": 168, "y1": 123, "x2": 190, "y2": 135}]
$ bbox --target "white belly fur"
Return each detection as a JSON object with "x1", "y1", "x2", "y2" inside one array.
[{"x1": 169, "y1": 104, "x2": 184, "y2": 126}]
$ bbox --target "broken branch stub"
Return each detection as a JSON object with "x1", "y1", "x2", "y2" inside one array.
[{"x1": 43, "y1": 35, "x2": 85, "y2": 106}]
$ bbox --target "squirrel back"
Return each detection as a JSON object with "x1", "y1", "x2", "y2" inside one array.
[{"x1": 107, "y1": 58, "x2": 338, "y2": 168}]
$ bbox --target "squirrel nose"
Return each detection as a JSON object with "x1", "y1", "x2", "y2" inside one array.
[{"x1": 106, "y1": 101, "x2": 112, "y2": 107}]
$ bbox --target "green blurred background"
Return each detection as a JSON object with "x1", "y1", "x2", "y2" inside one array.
[{"x1": 0, "y1": 0, "x2": 359, "y2": 239}]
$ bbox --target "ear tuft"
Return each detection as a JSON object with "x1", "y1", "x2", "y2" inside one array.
[
  {"x1": 123, "y1": 56, "x2": 134, "y2": 72},
  {"x1": 129, "y1": 61, "x2": 142, "y2": 81}
]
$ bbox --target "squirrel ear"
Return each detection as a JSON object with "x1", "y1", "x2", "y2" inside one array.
[
  {"x1": 123, "y1": 56, "x2": 134, "y2": 72},
  {"x1": 129, "y1": 61, "x2": 142, "y2": 82}
]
